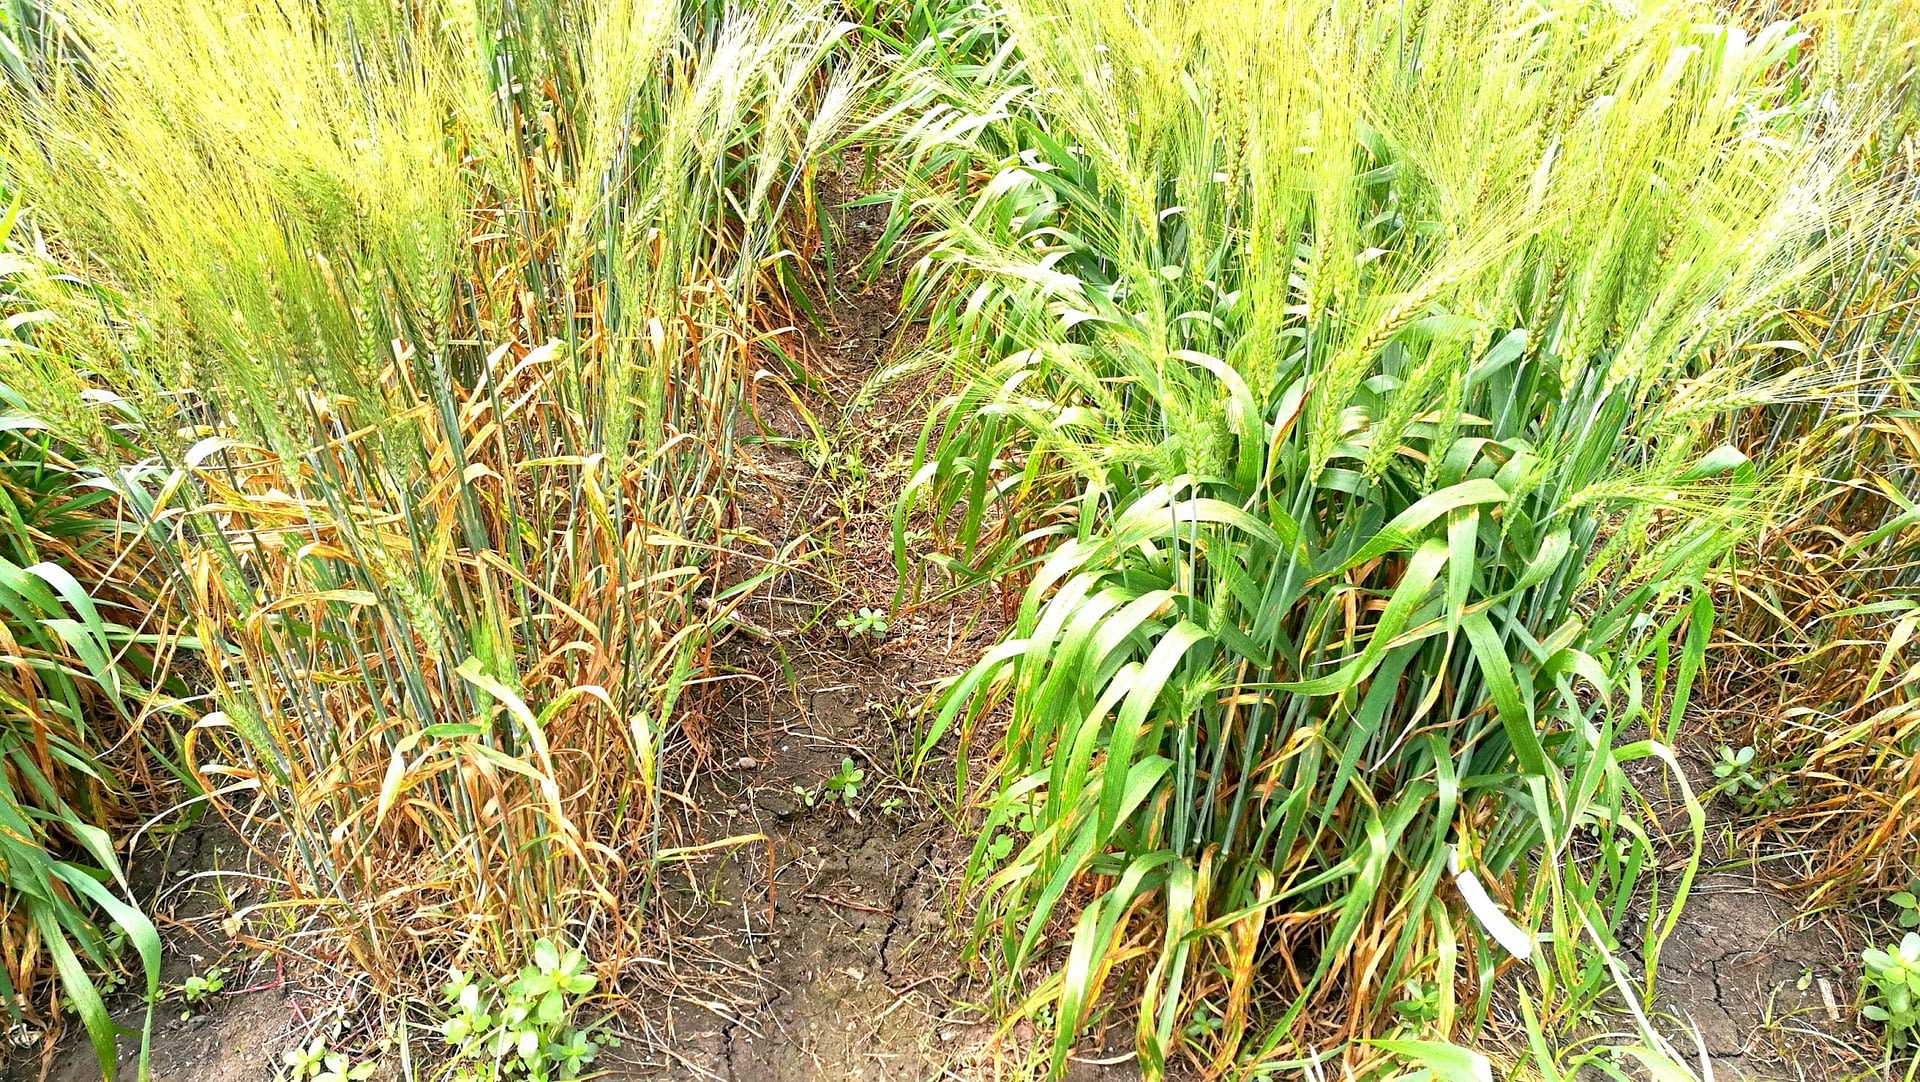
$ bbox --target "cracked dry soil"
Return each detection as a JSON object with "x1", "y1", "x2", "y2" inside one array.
[
  {"x1": 1641, "y1": 873, "x2": 1862, "y2": 1081},
  {"x1": 606, "y1": 668, "x2": 979, "y2": 1082}
]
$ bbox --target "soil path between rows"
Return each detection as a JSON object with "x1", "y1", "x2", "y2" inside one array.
[
  {"x1": 601, "y1": 174, "x2": 999, "y2": 1081},
  {"x1": 611, "y1": 177, "x2": 1139, "y2": 1081}
]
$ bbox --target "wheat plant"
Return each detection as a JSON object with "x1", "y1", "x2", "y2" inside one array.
[
  {"x1": 888, "y1": 0, "x2": 1899, "y2": 1073},
  {"x1": 0, "y1": 0, "x2": 857, "y2": 996}
]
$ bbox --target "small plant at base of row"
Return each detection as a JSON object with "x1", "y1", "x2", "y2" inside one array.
[
  {"x1": 985, "y1": 803, "x2": 1040, "y2": 862},
  {"x1": 283, "y1": 1040, "x2": 375, "y2": 1082},
  {"x1": 793, "y1": 757, "x2": 867, "y2": 812},
  {"x1": 825, "y1": 757, "x2": 864, "y2": 805},
  {"x1": 177, "y1": 964, "x2": 226, "y2": 1020},
  {"x1": 1182, "y1": 1000, "x2": 1222, "y2": 1043},
  {"x1": 441, "y1": 939, "x2": 599, "y2": 1081},
  {"x1": 1862, "y1": 932, "x2": 1920, "y2": 1050},
  {"x1": 1890, "y1": 880, "x2": 1920, "y2": 930},
  {"x1": 1391, "y1": 980, "x2": 1442, "y2": 1026},
  {"x1": 1711, "y1": 744, "x2": 1794, "y2": 813},
  {"x1": 836, "y1": 607, "x2": 888, "y2": 641}
]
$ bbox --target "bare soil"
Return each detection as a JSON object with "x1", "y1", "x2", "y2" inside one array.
[
  {"x1": 593, "y1": 645, "x2": 983, "y2": 1081},
  {"x1": 1648, "y1": 873, "x2": 1861, "y2": 1080}
]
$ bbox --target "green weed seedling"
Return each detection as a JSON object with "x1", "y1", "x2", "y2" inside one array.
[
  {"x1": 836, "y1": 607, "x2": 889, "y2": 642},
  {"x1": 314, "y1": 1056, "x2": 375, "y2": 1082},
  {"x1": 1863, "y1": 932, "x2": 1920, "y2": 1050},
  {"x1": 1711, "y1": 744, "x2": 1793, "y2": 812},
  {"x1": 441, "y1": 938, "x2": 599, "y2": 1081},
  {"x1": 985, "y1": 803, "x2": 1040, "y2": 862},
  {"x1": 1182, "y1": 1001, "x2": 1222, "y2": 1043},
  {"x1": 825, "y1": 757, "x2": 865, "y2": 807},
  {"x1": 800, "y1": 437, "x2": 866, "y2": 483},
  {"x1": 282, "y1": 1039, "x2": 375, "y2": 1082},
  {"x1": 1391, "y1": 980, "x2": 1442, "y2": 1026},
  {"x1": 1891, "y1": 881, "x2": 1920, "y2": 930},
  {"x1": 180, "y1": 965, "x2": 224, "y2": 1003},
  {"x1": 177, "y1": 964, "x2": 225, "y2": 1019}
]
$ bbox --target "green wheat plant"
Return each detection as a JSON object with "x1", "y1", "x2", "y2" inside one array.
[
  {"x1": 0, "y1": 200, "x2": 169, "y2": 1077},
  {"x1": 0, "y1": 383, "x2": 166, "y2": 1076},
  {"x1": 887, "y1": 0, "x2": 1899, "y2": 1074}
]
